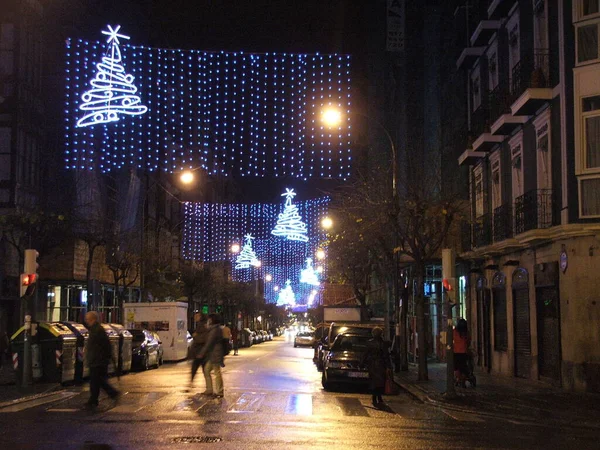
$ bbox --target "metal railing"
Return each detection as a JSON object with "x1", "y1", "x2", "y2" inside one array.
[
  {"x1": 470, "y1": 105, "x2": 490, "y2": 139},
  {"x1": 493, "y1": 203, "x2": 513, "y2": 242},
  {"x1": 510, "y1": 51, "x2": 551, "y2": 103},
  {"x1": 474, "y1": 213, "x2": 492, "y2": 248},
  {"x1": 489, "y1": 83, "x2": 511, "y2": 124},
  {"x1": 514, "y1": 189, "x2": 556, "y2": 235}
]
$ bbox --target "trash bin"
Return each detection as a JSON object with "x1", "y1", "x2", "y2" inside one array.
[
  {"x1": 60, "y1": 322, "x2": 90, "y2": 382},
  {"x1": 11, "y1": 322, "x2": 77, "y2": 385},
  {"x1": 108, "y1": 323, "x2": 132, "y2": 373},
  {"x1": 101, "y1": 324, "x2": 120, "y2": 375}
]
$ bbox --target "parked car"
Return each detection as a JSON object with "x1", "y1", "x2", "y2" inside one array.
[
  {"x1": 316, "y1": 323, "x2": 379, "y2": 371},
  {"x1": 241, "y1": 328, "x2": 254, "y2": 347},
  {"x1": 321, "y1": 333, "x2": 371, "y2": 390},
  {"x1": 266, "y1": 330, "x2": 274, "y2": 340},
  {"x1": 129, "y1": 329, "x2": 163, "y2": 370},
  {"x1": 294, "y1": 331, "x2": 316, "y2": 348},
  {"x1": 260, "y1": 330, "x2": 269, "y2": 342},
  {"x1": 252, "y1": 330, "x2": 262, "y2": 344}
]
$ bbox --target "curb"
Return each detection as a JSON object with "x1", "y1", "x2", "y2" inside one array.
[{"x1": 0, "y1": 385, "x2": 64, "y2": 409}]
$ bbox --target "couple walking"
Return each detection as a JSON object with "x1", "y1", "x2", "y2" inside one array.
[{"x1": 190, "y1": 313, "x2": 226, "y2": 397}]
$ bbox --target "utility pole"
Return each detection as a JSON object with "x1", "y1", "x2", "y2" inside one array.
[{"x1": 442, "y1": 248, "x2": 457, "y2": 398}]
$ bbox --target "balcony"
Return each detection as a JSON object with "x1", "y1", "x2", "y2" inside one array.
[
  {"x1": 493, "y1": 203, "x2": 513, "y2": 242},
  {"x1": 474, "y1": 213, "x2": 492, "y2": 248},
  {"x1": 488, "y1": 0, "x2": 514, "y2": 19},
  {"x1": 487, "y1": 83, "x2": 527, "y2": 134},
  {"x1": 470, "y1": 20, "x2": 502, "y2": 47},
  {"x1": 458, "y1": 149, "x2": 486, "y2": 166},
  {"x1": 514, "y1": 189, "x2": 557, "y2": 235},
  {"x1": 456, "y1": 47, "x2": 486, "y2": 70},
  {"x1": 511, "y1": 51, "x2": 554, "y2": 116}
]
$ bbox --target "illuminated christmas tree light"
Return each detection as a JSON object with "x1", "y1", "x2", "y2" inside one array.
[
  {"x1": 277, "y1": 280, "x2": 296, "y2": 306},
  {"x1": 300, "y1": 258, "x2": 320, "y2": 286},
  {"x1": 235, "y1": 234, "x2": 260, "y2": 269},
  {"x1": 271, "y1": 188, "x2": 309, "y2": 242},
  {"x1": 76, "y1": 25, "x2": 147, "y2": 128}
]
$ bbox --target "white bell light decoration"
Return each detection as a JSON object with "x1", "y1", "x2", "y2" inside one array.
[
  {"x1": 271, "y1": 188, "x2": 309, "y2": 242},
  {"x1": 77, "y1": 25, "x2": 147, "y2": 128}
]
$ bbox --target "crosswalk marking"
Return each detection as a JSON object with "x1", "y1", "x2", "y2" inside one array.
[
  {"x1": 0, "y1": 391, "x2": 78, "y2": 413},
  {"x1": 110, "y1": 392, "x2": 165, "y2": 413},
  {"x1": 228, "y1": 392, "x2": 265, "y2": 413}
]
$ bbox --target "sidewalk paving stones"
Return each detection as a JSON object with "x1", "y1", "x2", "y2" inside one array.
[{"x1": 394, "y1": 362, "x2": 600, "y2": 430}]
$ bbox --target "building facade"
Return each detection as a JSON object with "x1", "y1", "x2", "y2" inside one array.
[{"x1": 456, "y1": 0, "x2": 600, "y2": 392}]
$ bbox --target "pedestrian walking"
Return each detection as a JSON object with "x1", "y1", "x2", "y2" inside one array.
[
  {"x1": 453, "y1": 318, "x2": 471, "y2": 387},
  {"x1": 84, "y1": 311, "x2": 120, "y2": 409},
  {"x1": 362, "y1": 327, "x2": 392, "y2": 408},
  {"x1": 221, "y1": 323, "x2": 232, "y2": 365},
  {"x1": 190, "y1": 313, "x2": 208, "y2": 389},
  {"x1": 198, "y1": 314, "x2": 225, "y2": 397},
  {"x1": 231, "y1": 326, "x2": 239, "y2": 355}
]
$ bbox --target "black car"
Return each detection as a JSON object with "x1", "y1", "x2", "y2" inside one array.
[
  {"x1": 322, "y1": 333, "x2": 371, "y2": 390},
  {"x1": 316, "y1": 323, "x2": 378, "y2": 371},
  {"x1": 129, "y1": 329, "x2": 163, "y2": 370}
]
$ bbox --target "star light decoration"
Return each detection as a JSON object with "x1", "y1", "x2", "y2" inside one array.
[
  {"x1": 235, "y1": 234, "x2": 261, "y2": 269},
  {"x1": 65, "y1": 28, "x2": 352, "y2": 177},
  {"x1": 271, "y1": 188, "x2": 309, "y2": 242},
  {"x1": 76, "y1": 25, "x2": 147, "y2": 128}
]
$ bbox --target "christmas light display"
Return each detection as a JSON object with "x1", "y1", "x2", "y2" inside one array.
[
  {"x1": 277, "y1": 280, "x2": 296, "y2": 306},
  {"x1": 271, "y1": 188, "x2": 309, "y2": 242},
  {"x1": 300, "y1": 258, "x2": 320, "y2": 286},
  {"x1": 76, "y1": 25, "x2": 147, "y2": 128},
  {"x1": 235, "y1": 234, "x2": 260, "y2": 269},
  {"x1": 182, "y1": 195, "x2": 329, "y2": 304},
  {"x1": 65, "y1": 28, "x2": 353, "y2": 178}
]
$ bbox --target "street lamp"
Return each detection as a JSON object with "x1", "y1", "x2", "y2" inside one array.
[
  {"x1": 315, "y1": 249, "x2": 326, "y2": 260},
  {"x1": 321, "y1": 106, "x2": 401, "y2": 361},
  {"x1": 230, "y1": 243, "x2": 241, "y2": 254},
  {"x1": 265, "y1": 274, "x2": 272, "y2": 282},
  {"x1": 180, "y1": 170, "x2": 195, "y2": 184},
  {"x1": 321, "y1": 216, "x2": 333, "y2": 230}
]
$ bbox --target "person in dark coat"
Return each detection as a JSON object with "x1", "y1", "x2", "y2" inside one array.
[
  {"x1": 362, "y1": 327, "x2": 391, "y2": 407},
  {"x1": 198, "y1": 314, "x2": 225, "y2": 397},
  {"x1": 190, "y1": 313, "x2": 209, "y2": 389},
  {"x1": 84, "y1": 311, "x2": 120, "y2": 408}
]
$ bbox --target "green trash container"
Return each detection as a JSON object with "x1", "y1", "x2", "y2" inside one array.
[
  {"x1": 60, "y1": 322, "x2": 90, "y2": 382},
  {"x1": 109, "y1": 324, "x2": 133, "y2": 373},
  {"x1": 101, "y1": 324, "x2": 120, "y2": 375}
]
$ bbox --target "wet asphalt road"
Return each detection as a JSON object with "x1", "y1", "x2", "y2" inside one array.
[{"x1": 0, "y1": 335, "x2": 597, "y2": 450}]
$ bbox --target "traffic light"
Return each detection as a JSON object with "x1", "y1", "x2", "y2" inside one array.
[
  {"x1": 20, "y1": 249, "x2": 39, "y2": 297},
  {"x1": 20, "y1": 273, "x2": 38, "y2": 297}
]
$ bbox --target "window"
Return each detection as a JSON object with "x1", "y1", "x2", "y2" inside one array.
[
  {"x1": 580, "y1": 177, "x2": 600, "y2": 216},
  {"x1": 582, "y1": 95, "x2": 600, "y2": 169},
  {"x1": 475, "y1": 169, "x2": 484, "y2": 217},
  {"x1": 534, "y1": 112, "x2": 552, "y2": 191},
  {"x1": 581, "y1": 0, "x2": 600, "y2": 17},
  {"x1": 511, "y1": 143, "x2": 524, "y2": 200},
  {"x1": 472, "y1": 67, "x2": 481, "y2": 111},
  {"x1": 490, "y1": 152, "x2": 501, "y2": 210},
  {"x1": 488, "y1": 44, "x2": 498, "y2": 90},
  {"x1": 578, "y1": 24, "x2": 599, "y2": 63}
]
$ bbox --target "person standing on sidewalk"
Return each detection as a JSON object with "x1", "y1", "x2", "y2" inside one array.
[
  {"x1": 231, "y1": 326, "x2": 239, "y2": 356},
  {"x1": 453, "y1": 318, "x2": 471, "y2": 387},
  {"x1": 84, "y1": 311, "x2": 120, "y2": 409},
  {"x1": 362, "y1": 327, "x2": 392, "y2": 407},
  {"x1": 190, "y1": 313, "x2": 208, "y2": 389},
  {"x1": 198, "y1": 314, "x2": 225, "y2": 397}
]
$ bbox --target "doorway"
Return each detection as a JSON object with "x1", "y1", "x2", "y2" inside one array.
[
  {"x1": 535, "y1": 262, "x2": 561, "y2": 384},
  {"x1": 513, "y1": 268, "x2": 531, "y2": 379}
]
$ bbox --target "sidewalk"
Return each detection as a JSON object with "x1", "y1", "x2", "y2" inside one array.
[
  {"x1": 394, "y1": 362, "x2": 600, "y2": 430},
  {"x1": 0, "y1": 365, "x2": 61, "y2": 404}
]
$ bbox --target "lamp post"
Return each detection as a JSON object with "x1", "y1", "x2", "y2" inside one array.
[{"x1": 322, "y1": 107, "x2": 402, "y2": 367}]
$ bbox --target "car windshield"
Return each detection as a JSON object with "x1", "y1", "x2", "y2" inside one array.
[
  {"x1": 130, "y1": 331, "x2": 145, "y2": 342},
  {"x1": 330, "y1": 326, "x2": 373, "y2": 341},
  {"x1": 298, "y1": 332, "x2": 313, "y2": 337},
  {"x1": 331, "y1": 334, "x2": 370, "y2": 351}
]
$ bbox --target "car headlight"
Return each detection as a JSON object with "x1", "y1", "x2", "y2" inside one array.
[{"x1": 327, "y1": 361, "x2": 343, "y2": 369}]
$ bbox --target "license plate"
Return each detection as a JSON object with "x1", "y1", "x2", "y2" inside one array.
[{"x1": 347, "y1": 371, "x2": 369, "y2": 378}]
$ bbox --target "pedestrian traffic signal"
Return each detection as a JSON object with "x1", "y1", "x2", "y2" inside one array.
[{"x1": 20, "y1": 273, "x2": 38, "y2": 297}]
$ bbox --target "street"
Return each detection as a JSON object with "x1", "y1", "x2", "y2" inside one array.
[{"x1": 0, "y1": 336, "x2": 597, "y2": 450}]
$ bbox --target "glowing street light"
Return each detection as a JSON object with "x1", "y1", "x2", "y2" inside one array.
[
  {"x1": 274, "y1": 285, "x2": 280, "y2": 292},
  {"x1": 180, "y1": 170, "x2": 195, "y2": 184},
  {"x1": 316, "y1": 266, "x2": 324, "y2": 274},
  {"x1": 265, "y1": 274, "x2": 273, "y2": 282},
  {"x1": 321, "y1": 216, "x2": 333, "y2": 230},
  {"x1": 231, "y1": 243, "x2": 240, "y2": 253},
  {"x1": 316, "y1": 249, "x2": 326, "y2": 260},
  {"x1": 321, "y1": 107, "x2": 343, "y2": 128},
  {"x1": 254, "y1": 260, "x2": 262, "y2": 268}
]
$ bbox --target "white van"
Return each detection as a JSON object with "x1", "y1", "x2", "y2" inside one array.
[{"x1": 123, "y1": 302, "x2": 188, "y2": 361}]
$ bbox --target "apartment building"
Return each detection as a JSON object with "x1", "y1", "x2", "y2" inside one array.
[{"x1": 457, "y1": 0, "x2": 600, "y2": 392}]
